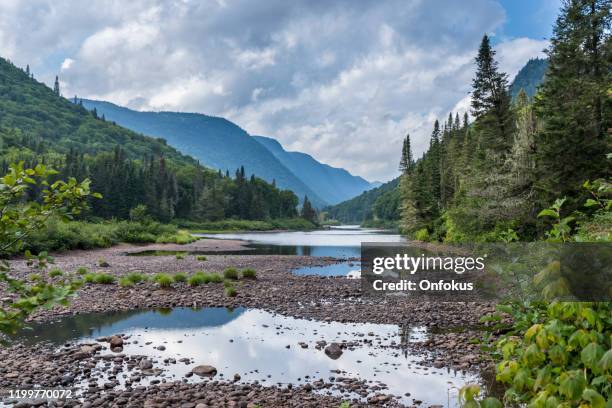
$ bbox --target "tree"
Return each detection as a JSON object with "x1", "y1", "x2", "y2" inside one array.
[
  {"x1": 25, "y1": 64, "x2": 29, "y2": 76},
  {"x1": 398, "y1": 133, "x2": 413, "y2": 173},
  {"x1": 300, "y1": 195, "x2": 317, "y2": 224},
  {"x1": 535, "y1": 0, "x2": 610, "y2": 205},
  {"x1": 471, "y1": 35, "x2": 513, "y2": 157},
  {"x1": 0, "y1": 162, "x2": 98, "y2": 336},
  {"x1": 53, "y1": 75, "x2": 60, "y2": 95}
]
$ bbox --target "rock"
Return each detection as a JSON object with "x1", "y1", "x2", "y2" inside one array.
[
  {"x1": 157, "y1": 345, "x2": 166, "y2": 351},
  {"x1": 139, "y1": 359, "x2": 153, "y2": 370},
  {"x1": 109, "y1": 335, "x2": 123, "y2": 348},
  {"x1": 233, "y1": 373, "x2": 241, "y2": 381},
  {"x1": 324, "y1": 343, "x2": 343, "y2": 360},
  {"x1": 192, "y1": 365, "x2": 217, "y2": 377}
]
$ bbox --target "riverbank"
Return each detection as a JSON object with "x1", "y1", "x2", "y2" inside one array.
[{"x1": 2, "y1": 238, "x2": 496, "y2": 407}]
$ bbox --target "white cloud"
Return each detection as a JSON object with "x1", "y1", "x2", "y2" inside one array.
[{"x1": 0, "y1": 0, "x2": 548, "y2": 182}]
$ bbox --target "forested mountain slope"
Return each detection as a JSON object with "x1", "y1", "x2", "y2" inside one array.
[
  {"x1": 325, "y1": 178, "x2": 400, "y2": 224},
  {"x1": 253, "y1": 136, "x2": 375, "y2": 205},
  {"x1": 81, "y1": 99, "x2": 327, "y2": 207}
]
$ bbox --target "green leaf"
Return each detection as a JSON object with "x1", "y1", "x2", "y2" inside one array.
[
  {"x1": 538, "y1": 209, "x2": 559, "y2": 218},
  {"x1": 581, "y1": 342, "x2": 605, "y2": 369},
  {"x1": 598, "y1": 349, "x2": 612, "y2": 371},
  {"x1": 480, "y1": 397, "x2": 502, "y2": 408},
  {"x1": 559, "y1": 370, "x2": 586, "y2": 400},
  {"x1": 582, "y1": 388, "x2": 605, "y2": 408}
]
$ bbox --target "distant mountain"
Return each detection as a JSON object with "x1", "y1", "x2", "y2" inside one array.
[
  {"x1": 325, "y1": 177, "x2": 400, "y2": 223},
  {"x1": 80, "y1": 99, "x2": 327, "y2": 207},
  {"x1": 510, "y1": 58, "x2": 548, "y2": 100},
  {"x1": 253, "y1": 136, "x2": 376, "y2": 205}
]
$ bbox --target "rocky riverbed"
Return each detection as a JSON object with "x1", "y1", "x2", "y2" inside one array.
[{"x1": 0, "y1": 238, "x2": 498, "y2": 407}]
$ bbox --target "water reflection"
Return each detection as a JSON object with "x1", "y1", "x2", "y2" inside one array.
[{"x1": 12, "y1": 307, "x2": 480, "y2": 406}]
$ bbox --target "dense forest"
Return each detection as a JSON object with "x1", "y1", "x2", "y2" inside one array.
[
  {"x1": 398, "y1": 1, "x2": 610, "y2": 242},
  {"x1": 324, "y1": 178, "x2": 400, "y2": 225},
  {"x1": 0, "y1": 58, "x2": 309, "y2": 224}
]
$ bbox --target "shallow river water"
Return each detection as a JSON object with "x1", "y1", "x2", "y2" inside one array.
[{"x1": 14, "y1": 307, "x2": 480, "y2": 407}]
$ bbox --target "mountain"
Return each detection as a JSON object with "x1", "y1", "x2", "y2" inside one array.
[
  {"x1": 252, "y1": 136, "x2": 375, "y2": 205},
  {"x1": 0, "y1": 60, "x2": 196, "y2": 167},
  {"x1": 510, "y1": 58, "x2": 548, "y2": 100},
  {"x1": 325, "y1": 177, "x2": 400, "y2": 223},
  {"x1": 80, "y1": 99, "x2": 327, "y2": 207}
]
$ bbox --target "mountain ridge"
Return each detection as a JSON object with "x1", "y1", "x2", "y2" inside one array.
[
  {"x1": 252, "y1": 135, "x2": 376, "y2": 205},
  {"x1": 80, "y1": 99, "x2": 328, "y2": 207}
]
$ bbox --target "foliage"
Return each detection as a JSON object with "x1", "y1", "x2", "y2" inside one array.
[
  {"x1": 0, "y1": 163, "x2": 94, "y2": 336},
  {"x1": 223, "y1": 268, "x2": 239, "y2": 280},
  {"x1": 125, "y1": 272, "x2": 145, "y2": 284},
  {"x1": 493, "y1": 302, "x2": 611, "y2": 406},
  {"x1": 173, "y1": 272, "x2": 187, "y2": 283},
  {"x1": 92, "y1": 273, "x2": 115, "y2": 284},
  {"x1": 413, "y1": 228, "x2": 430, "y2": 242},
  {"x1": 188, "y1": 272, "x2": 207, "y2": 286},
  {"x1": 153, "y1": 273, "x2": 173, "y2": 288},
  {"x1": 324, "y1": 178, "x2": 400, "y2": 224},
  {"x1": 224, "y1": 285, "x2": 237, "y2": 297},
  {"x1": 196, "y1": 255, "x2": 207, "y2": 261},
  {"x1": 0, "y1": 57, "x2": 303, "y2": 225},
  {"x1": 184, "y1": 218, "x2": 316, "y2": 233},
  {"x1": 241, "y1": 268, "x2": 256, "y2": 279},
  {"x1": 209, "y1": 272, "x2": 223, "y2": 283}
]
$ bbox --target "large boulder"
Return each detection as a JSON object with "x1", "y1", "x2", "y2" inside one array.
[
  {"x1": 324, "y1": 343, "x2": 343, "y2": 360},
  {"x1": 192, "y1": 365, "x2": 217, "y2": 377}
]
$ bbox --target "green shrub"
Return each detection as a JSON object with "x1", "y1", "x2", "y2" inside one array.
[
  {"x1": 48, "y1": 268, "x2": 63, "y2": 278},
  {"x1": 153, "y1": 273, "x2": 173, "y2": 288},
  {"x1": 188, "y1": 273, "x2": 204, "y2": 286},
  {"x1": 223, "y1": 268, "x2": 239, "y2": 280},
  {"x1": 93, "y1": 273, "x2": 115, "y2": 284},
  {"x1": 209, "y1": 273, "x2": 223, "y2": 283},
  {"x1": 28, "y1": 273, "x2": 42, "y2": 282},
  {"x1": 125, "y1": 272, "x2": 145, "y2": 284},
  {"x1": 224, "y1": 286, "x2": 237, "y2": 297},
  {"x1": 223, "y1": 279, "x2": 233, "y2": 288},
  {"x1": 414, "y1": 228, "x2": 430, "y2": 241},
  {"x1": 175, "y1": 253, "x2": 185, "y2": 260},
  {"x1": 173, "y1": 272, "x2": 187, "y2": 283},
  {"x1": 119, "y1": 276, "x2": 134, "y2": 287},
  {"x1": 76, "y1": 267, "x2": 89, "y2": 276},
  {"x1": 98, "y1": 258, "x2": 110, "y2": 267},
  {"x1": 83, "y1": 273, "x2": 96, "y2": 283},
  {"x1": 241, "y1": 268, "x2": 256, "y2": 279},
  {"x1": 482, "y1": 302, "x2": 612, "y2": 406},
  {"x1": 196, "y1": 255, "x2": 207, "y2": 261}
]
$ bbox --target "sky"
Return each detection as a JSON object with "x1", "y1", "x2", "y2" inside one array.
[{"x1": 0, "y1": 0, "x2": 560, "y2": 182}]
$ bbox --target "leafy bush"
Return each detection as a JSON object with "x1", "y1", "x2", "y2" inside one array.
[
  {"x1": 153, "y1": 273, "x2": 173, "y2": 288},
  {"x1": 223, "y1": 268, "x2": 239, "y2": 280},
  {"x1": 119, "y1": 276, "x2": 134, "y2": 287},
  {"x1": 196, "y1": 255, "x2": 207, "y2": 261},
  {"x1": 175, "y1": 253, "x2": 185, "y2": 260},
  {"x1": 83, "y1": 273, "x2": 96, "y2": 283},
  {"x1": 188, "y1": 273, "x2": 206, "y2": 286},
  {"x1": 48, "y1": 268, "x2": 63, "y2": 278},
  {"x1": 173, "y1": 272, "x2": 187, "y2": 283},
  {"x1": 93, "y1": 273, "x2": 115, "y2": 284},
  {"x1": 183, "y1": 218, "x2": 316, "y2": 233},
  {"x1": 125, "y1": 272, "x2": 145, "y2": 284},
  {"x1": 414, "y1": 228, "x2": 430, "y2": 241},
  {"x1": 491, "y1": 302, "x2": 611, "y2": 406},
  {"x1": 98, "y1": 258, "x2": 109, "y2": 267},
  {"x1": 209, "y1": 273, "x2": 223, "y2": 283},
  {"x1": 76, "y1": 267, "x2": 89, "y2": 276},
  {"x1": 224, "y1": 285, "x2": 237, "y2": 297},
  {"x1": 241, "y1": 268, "x2": 256, "y2": 279}
]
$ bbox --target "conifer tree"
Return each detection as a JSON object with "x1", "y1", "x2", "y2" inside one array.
[
  {"x1": 300, "y1": 195, "x2": 317, "y2": 224},
  {"x1": 398, "y1": 133, "x2": 413, "y2": 173},
  {"x1": 535, "y1": 0, "x2": 610, "y2": 203},
  {"x1": 471, "y1": 35, "x2": 513, "y2": 157},
  {"x1": 53, "y1": 75, "x2": 60, "y2": 95}
]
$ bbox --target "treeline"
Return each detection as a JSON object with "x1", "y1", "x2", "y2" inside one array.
[
  {"x1": 0, "y1": 56, "x2": 310, "y2": 225},
  {"x1": 0, "y1": 133, "x2": 301, "y2": 222},
  {"x1": 400, "y1": 0, "x2": 610, "y2": 241}
]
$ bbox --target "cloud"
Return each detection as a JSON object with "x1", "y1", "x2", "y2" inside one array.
[{"x1": 0, "y1": 0, "x2": 548, "y2": 182}]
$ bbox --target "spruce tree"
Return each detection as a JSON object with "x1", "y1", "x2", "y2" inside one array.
[
  {"x1": 53, "y1": 75, "x2": 60, "y2": 95},
  {"x1": 471, "y1": 35, "x2": 513, "y2": 157},
  {"x1": 535, "y1": 0, "x2": 610, "y2": 203},
  {"x1": 398, "y1": 133, "x2": 413, "y2": 173}
]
